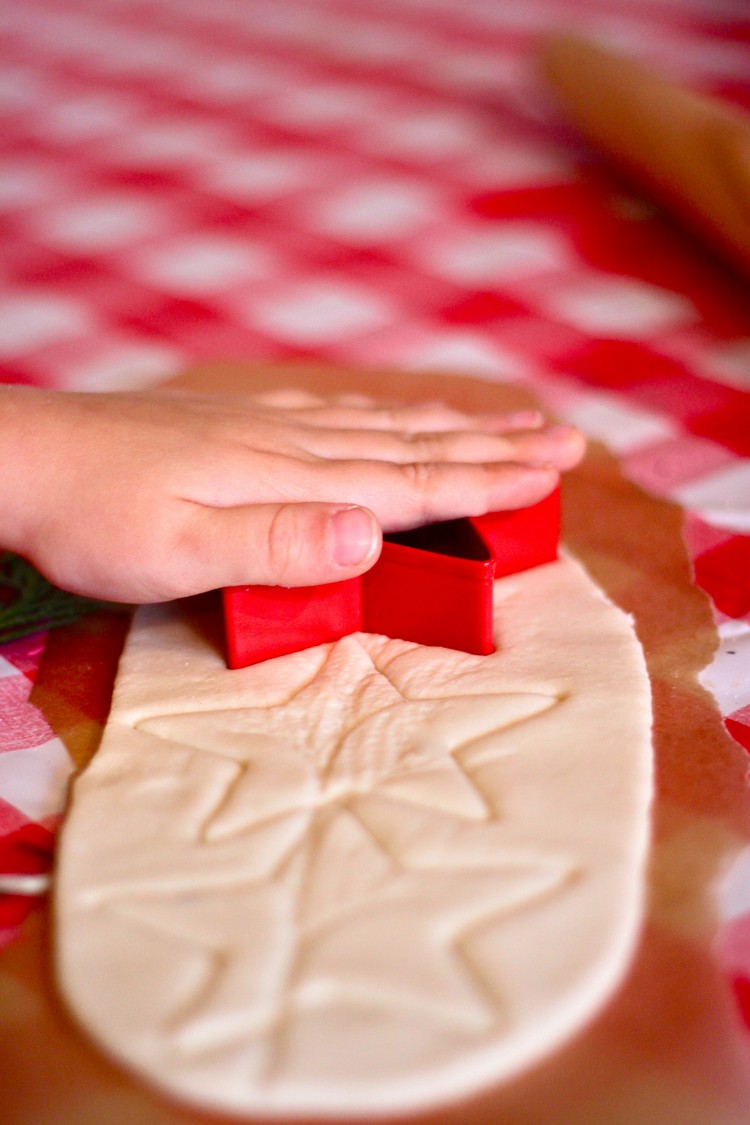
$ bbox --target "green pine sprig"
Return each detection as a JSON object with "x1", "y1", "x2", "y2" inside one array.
[{"x1": 0, "y1": 552, "x2": 118, "y2": 644}]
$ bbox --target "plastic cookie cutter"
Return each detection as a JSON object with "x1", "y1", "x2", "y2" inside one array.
[{"x1": 223, "y1": 488, "x2": 560, "y2": 668}]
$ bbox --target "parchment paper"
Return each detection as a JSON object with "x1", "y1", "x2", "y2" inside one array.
[{"x1": 2, "y1": 362, "x2": 750, "y2": 1125}]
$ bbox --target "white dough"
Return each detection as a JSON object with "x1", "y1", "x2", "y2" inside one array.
[{"x1": 55, "y1": 554, "x2": 653, "y2": 1118}]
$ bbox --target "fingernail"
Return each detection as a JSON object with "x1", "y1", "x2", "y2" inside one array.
[{"x1": 331, "y1": 506, "x2": 378, "y2": 567}]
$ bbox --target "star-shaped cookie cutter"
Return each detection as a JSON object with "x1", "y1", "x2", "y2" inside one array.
[{"x1": 223, "y1": 489, "x2": 560, "y2": 668}]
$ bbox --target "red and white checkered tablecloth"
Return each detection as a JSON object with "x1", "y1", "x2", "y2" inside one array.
[{"x1": 2, "y1": 0, "x2": 750, "y2": 1061}]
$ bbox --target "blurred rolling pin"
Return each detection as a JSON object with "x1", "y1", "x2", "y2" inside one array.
[{"x1": 540, "y1": 33, "x2": 750, "y2": 280}]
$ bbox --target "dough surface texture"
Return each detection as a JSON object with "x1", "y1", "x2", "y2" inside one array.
[{"x1": 55, "y1": 554, "x2": 653, "y2": 1117}]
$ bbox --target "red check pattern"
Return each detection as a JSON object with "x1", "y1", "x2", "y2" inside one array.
[{"x1": 1, "y1": 0, "x2": 750, "y2": 1035}]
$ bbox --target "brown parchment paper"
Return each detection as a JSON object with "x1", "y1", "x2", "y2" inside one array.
[{"x1": 2, "y1": 362, "x2": 750, "y2": 1125}]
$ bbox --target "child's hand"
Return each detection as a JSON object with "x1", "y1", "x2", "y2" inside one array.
[{"x1": 0, "y1": 386, "x2": 585, "y2": 603}]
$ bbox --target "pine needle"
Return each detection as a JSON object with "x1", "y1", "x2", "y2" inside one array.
[{"x1": 0, "y1": 553, "x2": 118, "y2": 644}]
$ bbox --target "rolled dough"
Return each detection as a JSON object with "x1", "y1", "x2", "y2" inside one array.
[{"x1": 54, "y1": 552, "x2": 653, "y2": 1117}]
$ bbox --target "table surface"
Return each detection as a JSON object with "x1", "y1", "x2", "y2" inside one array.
[{"x1": 1, "y1": 0, "x2": 750, "y2": 1119}]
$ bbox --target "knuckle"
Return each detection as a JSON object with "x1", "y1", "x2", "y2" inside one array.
[
  {"x1": 400, "y1": 461, "x2": 442, "y2": 520},
  {"x1": 398, "y1": 431, "x2": 435, "y2": 457},
  {"x1": 266, "y1": 505, "x2": 304, "y2": 583},
  {"x1": 377, "y1": 405, "x2": 406, "y2": 429},
  {"x1": 398, "y1": 430, "x2": 462, "y2": 460}
]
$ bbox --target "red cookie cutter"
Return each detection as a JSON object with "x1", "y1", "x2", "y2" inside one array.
[{"x1": 223, "y1": 488, "x2": 560, "y2": 668}]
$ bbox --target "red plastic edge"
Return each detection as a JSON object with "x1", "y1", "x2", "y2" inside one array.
[
  {"x1": 470, "y1": 487, "x2": 560, "y2": 578},
  {"x1": 223, "y1": 489, "x2": 560, "y2": 667},
  {"x1": 362, "y1": 546, "x2": 495, "y2": 655},
  {"x1": 222, "y1": 579, "x2": 361, "y2": 669}
]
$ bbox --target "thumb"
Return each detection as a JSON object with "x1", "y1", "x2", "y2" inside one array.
[{"x1": 179, "y1": 501, "x2": 382, "y2": 591}]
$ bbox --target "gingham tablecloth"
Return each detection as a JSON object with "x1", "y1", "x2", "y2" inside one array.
[{"x1": 1, "y1": 0, "x2": 750, "y2": 1055}]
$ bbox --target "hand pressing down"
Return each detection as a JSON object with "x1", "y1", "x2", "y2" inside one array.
[{"x1": 0, "y1": 385, "x2": 586, "y2": 604}]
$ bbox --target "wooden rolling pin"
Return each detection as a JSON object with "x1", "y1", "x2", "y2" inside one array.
[{"x1": 540, "y1": 33, "x2": 750, "y2": 280}]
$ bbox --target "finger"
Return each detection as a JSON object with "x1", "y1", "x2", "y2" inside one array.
[
  {"x1": 485, "y1": 424, "x2": 585, "y2": 471},
  {"x1": 250, "y1": 389, "x2": 327, "y2": 409},
  {"x1": 173, "y1": 502, "x2": 382, "y2": 591},
  {"x1": 289, "y1": 422, "x2": 585, "y2": 470},
  {"x1": 276, "y1": 401, "x2": 547, "y2": 435},
  {"x1": 252, "y1": 390, "x2": 379, "y2": 411},
  {"x1": 310, "y1": 460, "x2": 561, "y2": 531}
]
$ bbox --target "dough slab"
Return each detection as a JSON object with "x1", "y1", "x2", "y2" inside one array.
[{"x1": 54, "y1": 553, "x2": 653, "y2": 1118}]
